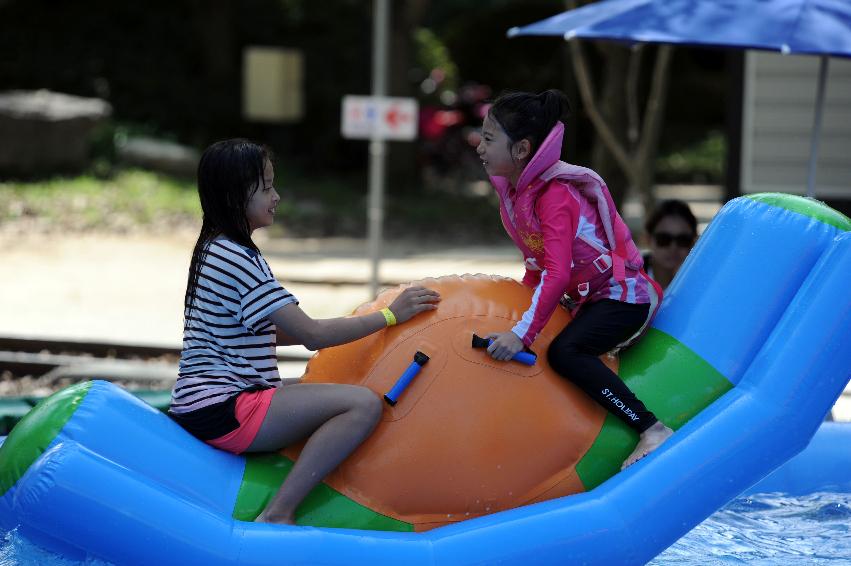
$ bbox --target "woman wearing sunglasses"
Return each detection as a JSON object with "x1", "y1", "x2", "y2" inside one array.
[{"x1": 644, "y1": 200, "x2": 697, "y2": 290}]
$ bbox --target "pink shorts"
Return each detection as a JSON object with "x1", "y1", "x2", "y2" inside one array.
[{"x1": 206, "y1": 388, "x2": 277, "y2": 454}]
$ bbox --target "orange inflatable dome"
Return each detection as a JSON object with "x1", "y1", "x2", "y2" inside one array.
[{"x1": 284, "y1": 274, "x2": 616, "y2": 531}]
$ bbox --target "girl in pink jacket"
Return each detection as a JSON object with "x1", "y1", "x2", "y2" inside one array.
[{"x1": 477, "y1": 89, "x2": 672, "y2": 469}]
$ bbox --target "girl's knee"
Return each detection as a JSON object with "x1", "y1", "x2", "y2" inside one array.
[
  {"x1": 547, "y1": 343, "x2": 582, "y2": 376},
  {"x1": 350, "y1": 386, "x2": 382, "y2": 423}
]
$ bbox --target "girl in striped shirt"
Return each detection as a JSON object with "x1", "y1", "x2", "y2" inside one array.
[{"x1": 169, "y1": 139, "x2": 440, "y2": 525}]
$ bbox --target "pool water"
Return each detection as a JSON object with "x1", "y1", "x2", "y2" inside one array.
[
  {"x1": 651, "y1": 492, "x2": 851, "y2": 565},
  {"x1": 0, "y1": 532, "x2": 111, "y2": 566},
  {"x1": 2, "y1": 492, "x2": 850, "y2": 565}
]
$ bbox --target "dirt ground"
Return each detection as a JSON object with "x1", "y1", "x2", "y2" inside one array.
[
  {"x1": 1, "y1": 231, "x2": 193, "y2": 346},
  {"x1": 0, "y1": 230, "x2": 522, "y2": 347}
]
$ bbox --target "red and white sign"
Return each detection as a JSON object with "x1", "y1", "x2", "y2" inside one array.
[{"x1": 341, "y1": 96, "x2": 419, "y2": 141}]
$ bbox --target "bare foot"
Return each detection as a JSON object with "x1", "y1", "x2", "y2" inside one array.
[
  {"x1": 621, "y1": 421, "x2": 673, "y2": 470},
  {"x1": 254, "y1": 510, "x2": 296, "y2": 525}
]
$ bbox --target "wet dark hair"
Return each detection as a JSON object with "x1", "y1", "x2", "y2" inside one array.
[
  {"x1": 184, "y1": 138, "x2": 271, "y2": 321},
  {"x1": 489, "y1": 89, "x2": 571, "y2": 157},
  {"x1": 645, "y1": 199, "x2": 698, "y2": 236}
]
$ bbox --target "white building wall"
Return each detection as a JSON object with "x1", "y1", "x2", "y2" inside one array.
[{"x1": 742, "y1": 51, "x2": 851, "y2": 199}]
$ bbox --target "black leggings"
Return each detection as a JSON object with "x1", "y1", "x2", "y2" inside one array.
[{"x1": 547, "y1": 299, "x2": 657, "y2": 434}]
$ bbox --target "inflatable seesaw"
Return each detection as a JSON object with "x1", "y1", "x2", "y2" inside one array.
[{"x1": 0, "y1": 193, "x2": 849, "y2": 565}]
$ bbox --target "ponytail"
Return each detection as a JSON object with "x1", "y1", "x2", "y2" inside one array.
[{"x1": 489, "y1": 89, "x2": 571, "y2": 156}]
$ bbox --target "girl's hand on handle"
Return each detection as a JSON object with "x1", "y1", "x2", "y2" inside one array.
[
  {"x1": 388, "y1": 286, "x2": 441, "y2": 324},
  {"x1": 486, "y1": 332, "x2": 524, "y2": 361}
]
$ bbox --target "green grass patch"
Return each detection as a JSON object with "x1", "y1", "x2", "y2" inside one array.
[
  {"x1": 0, "y1": 169, "x2": 200, "y2": 232},
  {"x1": 1, "y1": 165, "x2": 504, "y2": 243},
  {"x1": 261, "y1": 166, "x2": 505, "y2": 243},
  {"x1": 656, "y1": 130, "x2": 725, "y2": 184}
]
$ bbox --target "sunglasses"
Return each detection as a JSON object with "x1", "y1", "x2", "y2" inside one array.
[{"x1": 653, "y1": 232, "x2": 694, "y2": 248}]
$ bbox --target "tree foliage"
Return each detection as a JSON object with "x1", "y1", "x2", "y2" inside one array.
[{"x1": 0, "y1": 0, "x2": 726, "y2": 200}]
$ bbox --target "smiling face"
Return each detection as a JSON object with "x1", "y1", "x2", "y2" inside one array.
[
  {"x1": 477, "y1": 113, "x2": 529, "y2": 185},
  {"x1": 246, "y1": 159, "x2": 280, "y2": 233}
]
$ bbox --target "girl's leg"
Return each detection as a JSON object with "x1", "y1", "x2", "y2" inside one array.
[
  {"x1": 547, "y1": 299, "x2": 672, "y2": 469},
  {"x1": 246, "y1": 382, "x2": 382, "y2": 524}
]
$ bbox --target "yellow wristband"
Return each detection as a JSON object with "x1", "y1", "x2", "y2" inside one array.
[{"x1": 380, "y1": 307, "x2": 397, "y2": 326}]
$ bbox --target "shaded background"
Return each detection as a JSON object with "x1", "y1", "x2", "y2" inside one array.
[{"x1": 0, "y1": 0, "x2": 730, "y2": 242}]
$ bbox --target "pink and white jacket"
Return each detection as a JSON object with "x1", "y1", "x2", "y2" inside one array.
[{"x1": 490, "y1": 121, "x2": 660, "y2": 347}]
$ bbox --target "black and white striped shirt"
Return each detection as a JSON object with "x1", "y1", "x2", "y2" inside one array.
[{"x1": 169, "y1": 238, "x2": 298, "y2": 414}]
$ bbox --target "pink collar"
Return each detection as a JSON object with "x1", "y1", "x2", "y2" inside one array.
[
  {"x1": 488, "y1": 121, "x2": 565, "y2": 198},
  {"x1": 516, "y1": 121, "x2": 565, "y2": 191}
]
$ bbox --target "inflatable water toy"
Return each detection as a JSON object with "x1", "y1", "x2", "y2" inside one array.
[
  {"x1": 0, "y1": 193, "x2": 849, "y2": 564},
  {"x1": 745, "y1": 421, "x2": 851, "y2": 496}
]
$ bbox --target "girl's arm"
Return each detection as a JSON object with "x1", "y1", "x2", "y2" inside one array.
[
  {"x1": 267, "y1": 286, "x2": 440, "y2": 351},
  {"x1": 487, "y1": 186, "x2": 578, "y2": 360},
  {"x1": 275, "y1": 326, "x2": 301, "y2": 346},
  {"x1": 513, "y1": 184, "x2": 579, "y2": 346},
  {"x1": 522, "y1": 266, "x2": 542, "y2": 288}
]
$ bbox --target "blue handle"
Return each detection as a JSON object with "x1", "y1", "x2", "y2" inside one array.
[
  {"x1": 471, "y1": 333, "x2": 537, "y2": 366},
  {"x1": 511, "y1": 350, "x2": 537, "y2": 366},
  {"x1": 384, "y1": 352, "x2": 430, "y2": 405}
]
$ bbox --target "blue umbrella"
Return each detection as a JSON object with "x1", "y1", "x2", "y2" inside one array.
[{"x1": 508, "y1": 0, "x2": 851, "y2": 197}]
